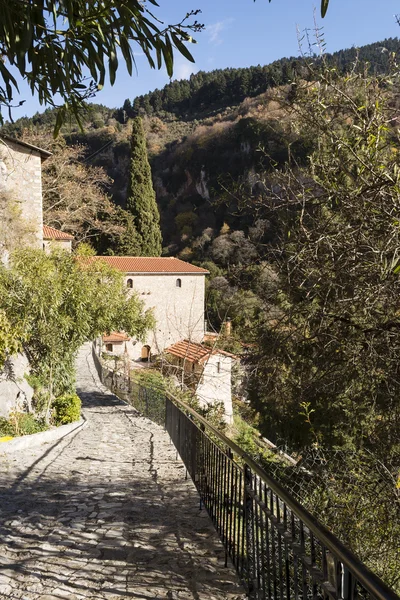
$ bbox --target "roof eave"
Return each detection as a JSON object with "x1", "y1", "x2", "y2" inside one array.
[
  {"x1": 43, "y1": 236, "x2": 74, "y2": 241},
  {"x1": 124, "y1": 271, "x2": 209, "y2": 275},
  {"x1": 0, "y1": 134, "x2": 52, "y2": 160}
]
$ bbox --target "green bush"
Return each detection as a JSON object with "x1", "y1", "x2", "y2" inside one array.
[
  {"x1": 16, "y1": 413, "x2": 48, "y2": 435},
  {"x1": 52, "y1": 393, "x2": 81, "y2": 425},
  {"x1": 0, "y1": 413, "x2": 48, "y2": 437},
  {"x1": 0, "y1": 417, "x2": 14, "y2": 437}
]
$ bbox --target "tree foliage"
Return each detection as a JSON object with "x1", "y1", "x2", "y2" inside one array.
[
  {"x1": 0, "y1": 1, "x2": 202, "y2": 131},
  {"x1": 126, "y1": 116, "x2": 162, "y2": 256},
  {"x1": 0, "y1": 249, "x2": 154, "y2": 414},
  {"x1": 248, "y1": 58, "x2": 400, "y2": 460}
]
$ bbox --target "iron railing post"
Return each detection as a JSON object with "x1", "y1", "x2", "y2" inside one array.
[{"x1": 245, "y1": 463, "x2": 256, "y2": 597}]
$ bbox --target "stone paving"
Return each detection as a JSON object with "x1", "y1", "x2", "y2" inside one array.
[{"x1": 0, "y1": 344, "x2": 245, "y2": 600}]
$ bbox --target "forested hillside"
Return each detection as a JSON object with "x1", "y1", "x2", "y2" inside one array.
[
  {"x1": 121, "y1": 37, "x2": 399, "y2": 119},
  {"x1": 4, "y1": 38, "x2": 398, "y2": 249}
]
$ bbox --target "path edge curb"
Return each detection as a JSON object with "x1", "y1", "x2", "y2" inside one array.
[{"x1": 0, "y1": 417, "x2": 87, "y2": 454}]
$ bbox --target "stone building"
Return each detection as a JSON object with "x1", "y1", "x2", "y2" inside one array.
[
  {"x1": 0, "y1": 135, "x2": 51, "y2": 262},
  {"x1": 88, "y1": 256, "x2": 208, "y2": 362},
  {"x1": 43, "y1": 225, "x2": 74, "y2": 253},
  {"x1": 166, "y1": 340, "x2": 235, "y2": 424},
  {"x1": 101, "y1": 332, "x2": 131, "y2": 355},
  {"x1": 0, "y1": 136, "x2": 52, "y2": 418}
]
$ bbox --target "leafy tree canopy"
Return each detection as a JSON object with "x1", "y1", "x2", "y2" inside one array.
[
  {"x1": 0, "y1": 248, "x2": 155, "y2": 414},
  {"x1": 0, "y1": 1, "x2": 203, "y2": 133},
  {"x1": 246, "y1": 61, "x2": 400, "y2": 461}
]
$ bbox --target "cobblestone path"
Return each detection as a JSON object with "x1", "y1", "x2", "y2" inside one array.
[{"x1": 0, "y1": 344, "x2": 245, "y2": 600}]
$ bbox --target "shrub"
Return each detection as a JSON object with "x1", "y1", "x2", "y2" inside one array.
[
  {"x1": 14, "y1": 413, "x2": 48, "y2": 435},
  {"x1": 0, "y1": 417, "x2": 14, "y2": 437},
  {"x1": 0, "y1": 413, "x2": 47, "y2": 437},
  {"x1": 52, "y1": 394, "x2": 81, "y2": 425}
]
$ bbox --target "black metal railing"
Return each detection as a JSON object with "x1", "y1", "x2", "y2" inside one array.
[
  {"x1": 91, "y1": 347, "x2": 399, "y2": 600},
  {"x1": 162, "y1": 395, "x2": 399, "y2": 600}
]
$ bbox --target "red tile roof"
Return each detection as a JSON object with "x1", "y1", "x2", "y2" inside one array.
[
  {"x1": 80, "y1": 256, "x2": 208, "y2": 274},
  {"x1": 102, "y1": 332, "x2": 130, "y2": 343},
  {"x1": 166, "y1": 340, "x2": 236, "y2": 364},
  {"x1": 43, "y1": 225, "x2": 74, "y2": 240}
]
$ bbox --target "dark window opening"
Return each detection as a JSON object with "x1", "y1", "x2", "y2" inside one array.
[
  {"x1": 127, "y1": 278, "x2": 133, "y2": 288},
  {"x1": 106, "y1": 343, "x2": 113, "y2": 352},
  {"x1": 176, "y1": 278, "x2": 182, "y2": 288}
]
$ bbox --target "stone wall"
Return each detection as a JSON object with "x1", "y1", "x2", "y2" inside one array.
[
  {"x1": 127, "y1": 273, "x2": 206, "y2": 360},
  {"x1": 0, "y1": 138, "x2": 44, "y2": 260},
  {"x1": 0, "y1": 354, "x2": 34, "y2": 419},
  {"x1": 196, "y1": 354, "x2": 233, "y2": 424}
]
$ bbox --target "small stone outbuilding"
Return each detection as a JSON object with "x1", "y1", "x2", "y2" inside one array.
[
  {"x1": 166, "y1": 340, "x2": 235, "y2": 424},
  {"x1": 43, "y1": 225, "x2": 74, "y2": 253}
]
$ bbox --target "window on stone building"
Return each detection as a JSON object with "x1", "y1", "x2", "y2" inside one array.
[
  {"x1": 106, "y1": 343, "x2": 113, "y2": 352},
  {"x1": 176, "y1": 278, "x2": 182, "y2": 288},
  {"x1": 217, "y1": 362, "x2": 221, "y2": 374},
  {"x1": 127, "y1": 278, "x2": 133, "y2": 288}
]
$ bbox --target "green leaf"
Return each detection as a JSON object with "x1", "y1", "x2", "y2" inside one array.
[
  {"x1": 54, "y1": 106, "x2": 66, "y2": 138},
  {"x1": 321, "y1": 0, "x2": 329, "y2": 17},
  {"x1": 163, "y1": 35, "x2": 173, "y2": 77},
  {"x1": 156, "y1": 46, "x2": 162, "y2": 70},
  {"x1": 119, "y1": 37, "x2": 133, "y2": 76},
  {"x1": 0, "y1": 62, "x2": 19, "y2": 99},
  {"x1": 171, "y1": 32, "x2": 195, "y2": 63},
  {"x1": 109, "y1": 48, "x2": 118, "y2": 86}
]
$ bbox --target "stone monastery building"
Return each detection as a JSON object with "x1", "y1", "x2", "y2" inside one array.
[{"x1": 86, "y1": 256, "x2": 208, "y2": 362}]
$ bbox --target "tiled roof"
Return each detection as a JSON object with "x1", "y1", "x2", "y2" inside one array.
[
  {"x1": 166, "y1": 340, "x2": 236, "y2": 364},
  {"x1": 102, "y1": 332, "x2": 130, "y2": 343},
  {"x1": 43, "y1": 225, "x2": 74, "y2": 240},
  {"x1": 80, "y1": 256, "x2": 208, "y2": 274}
]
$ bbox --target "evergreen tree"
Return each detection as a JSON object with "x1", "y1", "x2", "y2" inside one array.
[
  {"x1": 113, "y1": 210, "x2": 141, "y2": 256},
  {"x1": 122, "y1": 99, "x2": 134, "y2": 119},
  {"x1": 126, "y1": 117, "x2": 162, "y2": 256}
]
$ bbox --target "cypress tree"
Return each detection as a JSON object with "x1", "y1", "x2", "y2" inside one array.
[{"x1": 126, "y1": 116, "x2": 162, "y2": 256}]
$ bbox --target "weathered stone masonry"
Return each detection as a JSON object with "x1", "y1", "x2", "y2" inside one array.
[{"x1": 0, "y1": 136, "x2": 51, "y2": 255}]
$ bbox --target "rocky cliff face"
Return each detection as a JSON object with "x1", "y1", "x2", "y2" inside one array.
[{"x1": 0, "y1": 354, "x2": 34, "y2": 419}]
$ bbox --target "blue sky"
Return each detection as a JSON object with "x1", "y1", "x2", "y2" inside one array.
[{"x1": 8, "y1": 0, "x2": 400, "y2": 120}]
